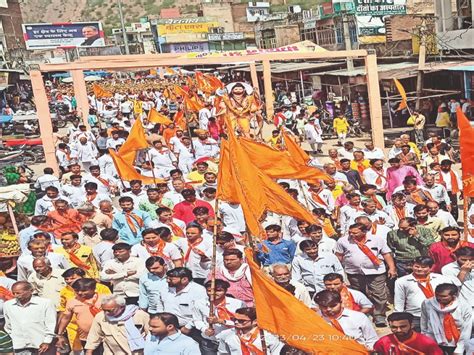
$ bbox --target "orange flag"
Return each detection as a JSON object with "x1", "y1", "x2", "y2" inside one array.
[
  {"x1": 245, "y1": 249, "x2": 368, "y2": 354},
  {"x1": 174, "y1": 85, "x2": 189, "y2": 98},
  {"x1": 457, "y1": 107, "x2": 474, "y2": 197},
  {"x1": 204, "y1": 74, "x2": 224, "y2": 91},
  {"x1": 393, "y1": 78, "x2": 407, "y2": 111},
  {"x1": 217, "y1": 119, "x2": 315, "y2": 237},
  {"x1": 184, "y1": 96, "x2": 204, "y2": 112},
  {"x1": 92, "y1": 83, "x2": 112, "y2": 98},
  {"x1": 118, "y1": 119, "x2": 149, "y2": 165},
  {"x1": 165, "y1": 67, "x2": 177, "y2": 75},
  {"x1": 281, "y1": 130, "x2": 311, "y2": 165},
  {"x1": 195, "y1": 71, "x2": 212, "y2": 93},
  {"x1": 239, "y1": 137, "x2": 333, "y2": 184},
  {"x1": 173, "y1": 110, "x2": 186, "y2": 130},
  {"x1": 110, "y1": 149, "x2": 165, "y2": 185},
  {"x1": 148, "y1": 108, "x2": 173, "y2": 125}
]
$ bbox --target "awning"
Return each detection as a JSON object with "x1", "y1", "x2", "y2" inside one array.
[{"x1": 445, "y1": 65, "x2": 474, "y2": 72}]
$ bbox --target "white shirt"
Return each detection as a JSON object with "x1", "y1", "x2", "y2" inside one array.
[
  {"x1": 219, "y1": 202, "x2": 246, "y2": 233},
  {"x1": 320, "y1": 308, "x2": 379, "y2": 350},
  {"x1": 161, "y1": 282, "x2": 207, "y2": 327},
  {"x1": 337, "y1": 148, "x2": 356, "y2": 160},
  {"x1": 34, "y1": 195, "x2": 69, "y2": 216},
  {"x1": 74, "y1": 141, "x2": 98, "y2": 163},
  {"x1": 362, "y1": 147, "x2": 385, "y2": 160},
  {"x1": 218, "y1": 328, "x2": 284, "y2": 355},
  {"x1": 149, "y1": 147, "x2": 177, "y2": 170},
  {"x1": 335, "y1": 235, "x2": 391, "y2": 275},
  {"x1": 307, "y1": 188, "x2": 335, "y2": 213},
  {"x1": 394, "y1": 273, "x2": 458, "y2": 316},
  {"x1": 291, "y1": 253, "x2": 344, "y2": 293},
  {"x1": 122, "y1": 190, "x2": 147, "y2": 206},
  {"x1": 163, "y1": 190, "x2": 185, "y2": 205},
  {"x1": 4, "y1": 296, "x2": 56, "y2": 350},
  {"x1": 353, "y1": 210, "x2": 395, "y2": 229},
  {"x1": 61, "y1": 184, "x2": 85, "y2": 208},
  {"x1": 422, "y1": 184, "x2": 451, "y2": 205},
  {"x1": 34, "y1": 174, "x2": 61, "y2": 191},
  {"x1": 17, "y1": 253, "x2": 69, "y2": 281},
  {"x1": 442, "y1": 261, "x2": 474, "y2": 309},
  {"x1": 100, "y1": 257, "x2": 146, "y2": 297},
  {"x1": 193, "y1": 138, "x2": 219, "y2": 159},
  {"x1": 433, "y1": 209, "x2": 458, "y2": 227},
  {"x1": 192, "y1": 296, "x2": 246, "y2": 340},
  {"x1": 362, "y1": 168, "x2": 388, "y2": 190},
  {"x1": 83, "y1": 173, "x2": 117, "y2": 195},
  {"x1": 339, "y1": 205, "x2": 364, "y2": 233},
  {"x1": 174, "y1": 236, "x2": 213, "y2": 279},
  {"x1": 439, "y1": 170, "x2": 462, "y2": 192},
  {"x1": 98, "y1": 154, "x2": 118, "y2": 178},
  {"x1": 131, "y1": 242, "x2": 182, "y2": 268},
  {"x1": 198, "y1": 108, "x2": 211, "y2": 130},
  {"x1": 304, "y1": 123, "x2": 322, "y2": 143},
  {"x1": 92, "y1": 241, "x2": 115, "y2": 268}
]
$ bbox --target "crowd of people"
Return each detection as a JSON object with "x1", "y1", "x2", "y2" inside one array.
[{"x1": 0, "y1": 75, "x2": 473, "y2": 355}]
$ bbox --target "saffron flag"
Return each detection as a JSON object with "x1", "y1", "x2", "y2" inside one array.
[
  {"x1": 118, "y1": 119, "x2": 149, "y2": 165},
  {"x1": 92, "y1": 84, "x2": 112, "y2": 98},
  {"x1": 148, "y1": 108, "x2": 173, "y2": 125},
  {"x1": 217, "y1": 119, "x2": 315, "y2": 237},
  {"x1": 110, "y1": 149, "x2": 165, "y2": 185},
  {"x1": 245, "y1": 248, "x2": 368, "y2": 354},
  {"x1": 195, "y1": 71, "x2": 213, "y2": 93},
  {"x1": 204, "y1": 74, "x2": 224, "y2": 91},
  {"x1": 184, "y1": 96, "x2": 204, "y2": 112},
  {"x1": 173, "y1": 110, "x2": 186, "y2": 130},
  {"x1": 393, "y1": 78, "x2": 408, "y2": 111},
  {"x1": 457, "y1": 107, "x2": 474, "y2": 196},
  {"x1": 239, "y1": 138, "x2": 333, "y2": 183},
  {"x1": 174, "y1": 85, "x2": 189, "y2": 98},
  {"x1": 281, "y1": 130, "x2": 311, "y2": 165}
]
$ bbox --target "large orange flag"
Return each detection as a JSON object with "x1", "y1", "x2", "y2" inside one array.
[
  {"x1": 281, "y1": 130, "x2": 311, "y2": 165},
  {"x1": 174, "y1": 85, "x2": 189, "y2": 98},
  {"x1": 204, "y1": 74, "x2": 224, "y2": 91},
  {"x1": 184, "y1": 96, "x2": 204, "y2": 112},
  {"x1": 148, "y1": 108, "x2": 173, "y2": 125},
  {"x1": 239, "y1": 138, "x2": 332, "y2": 183},
  {"x1": 245, "y1": 249, "x2": 368, "y2": 354},
  {"x1": 218, "y1": 121, "x2": 315, "y2": 237},
  {"x1": 118, "y1": 119, "x2": 149, "y2": 165},
  {"x1": 92, "y1": 83, "x2": 112, "y2": 98},
  {"x1": 195, "y1": 72, "x2": 213, "y2": 93},
  {"x1": 110, "y1": 150, "x2": 165, "y2": 185},
  {"x1": 457, "y1": 108, "x2": 474, "y2": 196},
  {"x1": 173, "y1": 110, "x2": 187, "y2": 130},
  {"x1": 393, "y1": 78, "x2": 407, "y2": 111}
]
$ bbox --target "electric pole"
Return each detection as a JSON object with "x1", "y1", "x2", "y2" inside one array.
[
  {"x1": 117, "y1": 0, "x2": 130, "y2": 54},
  {"x1": 342, "y1": 12, "x2": 354, "y2": 71},
  {"x1": 415, "y1": 17, "x2": 427, "y2": 110}
]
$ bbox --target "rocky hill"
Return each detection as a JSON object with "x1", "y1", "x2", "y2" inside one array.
[{"x1": 20, "y1": 0, "x2": 198, "y2": 34}]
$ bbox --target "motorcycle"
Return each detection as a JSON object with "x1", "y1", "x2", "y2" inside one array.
[
  {"x1": 0, "y1": 144, "x2": 37, "y2": 166},
  {"x1": 348, "y1": 118, "x2": 364, "y2": 138}
]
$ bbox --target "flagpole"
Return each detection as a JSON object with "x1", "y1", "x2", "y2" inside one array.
[
  {"x1": 208, "y1": 198, "x2": 220, "y2": 319},
  {"x1": 145, "y1": 148, "x2": 157, "y2": 188},
  {"x1": 463, "y1": 196, "x2": 469, "y2": 241}
]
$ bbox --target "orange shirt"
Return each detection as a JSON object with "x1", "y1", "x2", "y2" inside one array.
[{"x1": 47, "y1": 209, "x2": 83, "y2": 239}]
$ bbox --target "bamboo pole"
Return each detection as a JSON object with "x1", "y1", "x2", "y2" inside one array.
[
  {"x1": 208, "y1": 198, "x2": 220, "y2": 319},
  {"x1": 463, "y1": 196, "x2": 469, "y2": 241}
]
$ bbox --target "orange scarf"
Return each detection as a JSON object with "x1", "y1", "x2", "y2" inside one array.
[
  {"x1": 370, "y1": 195, "x2": 383, "y2": 210},
  {"x1": 330, "y1": 318, "x2": 345, "y2": 333},
  {"x1": 144, "y1": 240, "x2": 167, "y2": 258},
  {"x1": 394, "y1": 206, "x2": 406, "y2": 221},
  {"x1": 413, "y1": 275, "x2": 434, "y2": 298},
  {"x1": 443, "y1": 313, "x2": 460, "y2": 343},
  {"x1": 450, "y1": 171, "x2": 459, "y2": 194},
  {"x1": 388, "y1": 333, "x2": 425, "y2": 355},
  {"x1": 168, "y1": 222, "x2": 185, "y2": 238},
  {"x1": 215, "y1": 299, "x2": 235, "y2": 322},
  {"x1": 183, "y1": 237, "x2": 204, "y2": 263},
  {"x1": 371, "y1": 168, "x2": 386, "y2": 186},
  {"x1": 311, "y1": 191, "x2": 327, "y2": 207},
  {"x1": 81, "y1": 293, "x2": 101, "y2": 316},
  {"x1": 67, "y1": 244, "x2": 91, "y2": 271},
  {"x1": 95, "y1": 176, "x2": 110, "y2": 188},
  {"x1": 371, "y1": 223, "x2": 377, "y2": 235},
  {"x1": 125, "y1": 212, "x2": 144, "y2": 235},
  {"x1": 0, "y1": 286, "x2": 14, "y2": 301},
  {"x1": 331, "y1": 158, "x2": 342, "y2": 171},
  {"x1": 340, "y1": 286, "x2": 361, "y2": 311},
  {"x1": 238, "y1": 327, "x2": 264, "y2": 355},
  {"x1": 353, "y1": 237, "x2": 382, "y2": 266},
  {"x1": 355, "y1": 161, "x2": 366, "y2": 175}
]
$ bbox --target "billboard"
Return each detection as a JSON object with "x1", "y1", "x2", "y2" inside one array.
[
  {"x1": 355, "y1": 0, "x2": 406, "y2": 16},
  {"x1": 22, "y1": 22, "x2": 105, "y2": 50}
]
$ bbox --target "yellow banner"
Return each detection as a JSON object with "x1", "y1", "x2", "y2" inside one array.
[{"x1": 158, "y1": 22, "x2": 219, "y2": 36}]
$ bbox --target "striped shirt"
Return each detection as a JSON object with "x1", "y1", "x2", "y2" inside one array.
[{"x1": 387, "y1": 226, "x2": 436, "y2": 262}]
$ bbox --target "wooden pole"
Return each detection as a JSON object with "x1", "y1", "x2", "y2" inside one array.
[
  {"x1": 364, "y1": 53, "x2": 384, "y2": 149},
  {"x1": 249, "y1": 62, "x2": 260, "y2": 95},
  {"x1": 71, "y1": 69, "x2": 90, "y2": 128},
  {"x1": 145, "y1": 149, "x2": 158, "y2": 187},
  {"x1": 30, "y1": 70, "x2": 59, "y2": 175},
  {"x1": 262, "y1": 60, "x2": 274, "y2": 121},
  {"x1": 208, "y1": 198, "x2": 220, "y2": 318}
]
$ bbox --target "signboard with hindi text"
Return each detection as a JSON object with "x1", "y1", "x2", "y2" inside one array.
[
  {"x1": 22, "y1": 22, "x2": 105, "y2": 50},
  {"x1": 354, "y1": 0, "x2": 406, "y2": 16}
]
